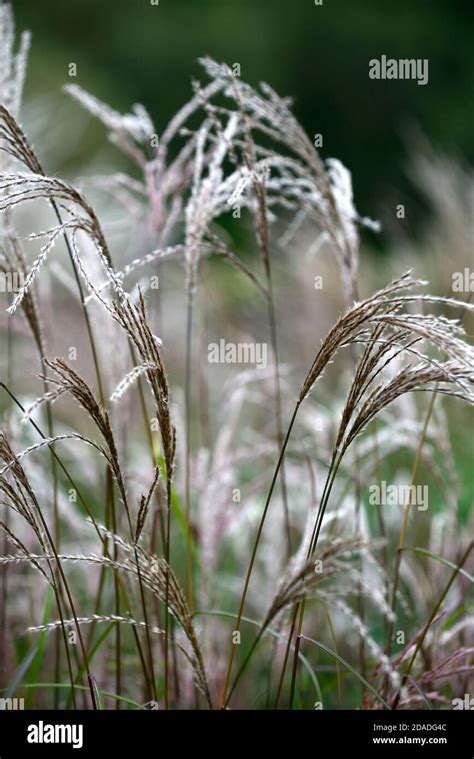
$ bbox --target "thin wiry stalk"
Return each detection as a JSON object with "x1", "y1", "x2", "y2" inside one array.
[
  {"x1": 223, "y1": 274, "x2": 474, "y2": 706},
  {"x1": 0, "y1": 229, "x2": 76, "y2": 706},
  {"x1": 383, "y1": 295, "x2": 473, "y2": 700},
  {"x1": 45, "y1": 357, "x2": 159, "y2": 703},
  {"x1": 224, "y1": 535, "x2": 365, "y2": 703},
  {"x1": 382, "y1": 388, "x2": 437, "y2": 701},
  {"x1": 42, "y1": 538, "x2": 213, "y2": 707},
  {"x1": 0, "y1": 383, "x2": 155, "y2": 701},
  {"x1": 0, "y1": 103, "x2": 125, "y2": 704},
  {"x1": 391, "y1": 541, "x2": 473, "y2": 709},
  {"x1": 0, "y1": 434, "x2": 97, "y2": 708},
  {"x1": 229, "y1": 70, "x2": 292, "y2": 556},
  {"x1": 2, "y1": 19, "x2": 473, "y2": 710},
  {"x1": 110, "y1": 294, "x2": 177, "y2": 705},
  {"x1": 1, "y1": 519, "x2": 79, "y2": 708},
  {"x1": 184, "y1": 288, "x2": 194, "y2": 609},
  {"x1": 221, "y1": 400, "x2": 301, "y2": 707},
  {"x1": 0, "y1": 105, "x2": 161, "y2": 701},
  {"x1": 288, "y1": 448, "x2": 344, "y2": 708}
]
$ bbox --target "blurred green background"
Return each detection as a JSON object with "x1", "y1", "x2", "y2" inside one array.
[{"x1": 14, "y1": 0, "x2": 474, "y2": 235}]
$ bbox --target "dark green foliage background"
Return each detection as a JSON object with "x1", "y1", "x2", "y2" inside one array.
[{"x1": 14, "y1": 0, "x2": 474, "y2": 227}]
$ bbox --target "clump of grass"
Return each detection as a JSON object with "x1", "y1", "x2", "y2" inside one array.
[{"x1": 0, "y1": 3, "x2": 472, "y2": 711}]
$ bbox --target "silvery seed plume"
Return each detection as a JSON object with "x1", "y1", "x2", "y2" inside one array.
[
  {"x1": 299, "y1": 271, "x2": 474, "y2": 407},
  {"x1": 0, "y1": 105, "x2": 40, "y2": 174},
  {"x1": 0, "y1": 432, "x2": 54, "y2": 570},
  {"x1": 0, "y1": 225, "x2": 43, "y2": 349},
  {"x1": 65, "y1": 78, "x2": 225, "y2": 245},
  {"x1": 0, "y1": 169, "x2": 125, "y2": 313},
  {"x1": 199, "y1": 57, "x2": 380, "y2": 303},
  {"x1": 111, "y1": 291, "x2": 176, "y2": 487},
  {"x1": 0, "y1": 523, "x2": 50, "y2": 583},
  {"x1": 64, "y1": 85, "x2": 155, "y2": 151},
  {"x1": 0, "y1": 3, "x2": 30, "y2": 121},
  {"x1": 135, "y1": 465, "x2": 161, "y2": 543},
  {"x1": 263, "y1": 537, "x2": 366, "y2": 630},
  {"x1": 184, "y1": 111, "x2": 240, "y2": 298},
  {"x1": 26, "y1": 613, "x2": 164, "y2": 638},
  {"x1": 40, "y1": 358, "x2": 134, "y2": 522}
]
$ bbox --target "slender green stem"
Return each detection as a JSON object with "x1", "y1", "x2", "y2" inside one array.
[
  {"x1": 265, "y1": 277, "x2": 292, "y2": 558},
  {"x1": 286, "y1": 448, "x2": 345, "y2": 707},
  {"x1": 164, "y1": 477, "x2": 172, "y2": 709},
  {"x1": 382, "y1": 388, "x2": 437, "y2": 700},
  {"x1": 184, "y1": 288, "x2": 194, "y2": 608},
  {"x1": 273, "y1": 606, "x2": 298, "y2": 708},
  {"x1": 221, "y1": 400, "x2": 301, "y2": 708}
]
